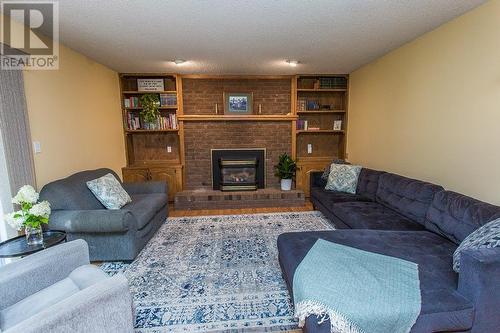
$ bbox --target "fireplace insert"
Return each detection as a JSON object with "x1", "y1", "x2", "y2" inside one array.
[
  {"x1": 219, "y1": 158, "x2": 257, "y2": 191},
  {"x1": 212, "y1": 149, "x2": 265, "y2": 191}
]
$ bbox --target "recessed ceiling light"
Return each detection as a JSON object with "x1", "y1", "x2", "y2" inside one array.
[
  {"x1": 286, "y1": 60, "x2": 299, "y2": 67},
  {"x1": 173, "y1": 59, "x2": 186, "y2": 65}
]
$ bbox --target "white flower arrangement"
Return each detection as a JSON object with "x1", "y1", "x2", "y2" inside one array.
[
  {"x1": 4, "y1": 185, "x2": 51, "y2": 231},
  {"x1": 12, "y1": 185, "x2": 39, "y2": 205}
]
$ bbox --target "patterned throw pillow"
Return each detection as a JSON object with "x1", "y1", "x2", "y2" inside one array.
[
  {"x1": 86, "y1": 173, "x2": 132, "y2": 210},
  {"x1": 321, "y1": 159, "x2": 351, "y2": 180},
  {"x1": 325, "y1": 164, "x2": 362, "y2": 194},
  {"x1": 453, "y1": 218, "x2": 500, "y2": 272}
]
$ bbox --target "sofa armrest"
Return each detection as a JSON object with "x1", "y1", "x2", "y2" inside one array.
[
  {"x1": 0, "y1": 240, "x2": 90, "y2": 310},
  {"x1": 123, "y1": 181, "x2": 167, "y2": 195},
  {"x1": 49, "y1": 209, "x2": 137, "y2": 233},
  {"x1": 310, "y1": 171, "x2": 327, "y2": 189},
  {"x1": 458, "y1": 247, "x2": 500, "y2": 333},
  {"x1": 6, "y1": 274, "x2": 134, "y2": 333}
]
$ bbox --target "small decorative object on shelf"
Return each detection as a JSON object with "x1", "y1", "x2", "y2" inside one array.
[
  {"x1": 274, "y1": 153, "x2": 297, "y2": 191},
  {"x1": 4, "y1": 185, "x2": 51, "y2": 245},
  {"x1": 333, "y1": 120, "x2": 343, "y2": 131}
]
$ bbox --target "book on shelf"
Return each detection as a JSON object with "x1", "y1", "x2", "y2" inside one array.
[
  {"x1": 307, "y1": 127, "x2": 321, "y2": 131},
  {"x1": 297, "y1": 99, "x2": 306, "y2": 112},
  {"x1": 124, "y1": 96, "x2": 140, "y2": 108},
  {"x1": 296, "y1": 119, "x2": 308, "y2": 130},
  {"x1": 160, "y1": 93, "x2": 177, "y2": 107}
]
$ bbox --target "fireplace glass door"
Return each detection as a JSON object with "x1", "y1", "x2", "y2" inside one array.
[{"x1": 219, "y1": 159, "x2": 258, "y2": 191}]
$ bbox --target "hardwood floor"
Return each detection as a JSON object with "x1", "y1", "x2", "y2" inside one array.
[{"x1": 169, "y1": 200, "x2": 314, "y2": 217}]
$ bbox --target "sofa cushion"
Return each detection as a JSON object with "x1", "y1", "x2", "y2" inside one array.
[
  {"x1": 0, "y1": 265, "x2": 107, "y2": 331},
  {"x1": 376, "y1": 173, "x2": 444, "y2": 225},
  {"x1": 40, "y1": 168, "x2": 122, "y2": 211},
  {"x1": 321, "y1": 159, "x2": 350, "y2": 180},
  {"x1": 86, "y1": 173, "x2": 132, "y2": 210},
  {"x1": 332, "y1": 201, "x2": 425, "y2": 231},
  {"x1": 453, "y1": 218, "x2": 500, "y2": 272},
  {"x1": 355, "y1": 168, "x2": 385, "y2": 201},
  {"x1": 311, "y1": 187, "x2": 371, "y2": 205},
  {"x1": 124, "y1": 193, "x2": 167, "y2": 230},
  {"x1": 277, "y1": 230, "x2": 474, "y2": 333},
  {"x1": 425, "y1": 190, "x2": 500, "y2": 245},
  {"x1": 325, "y1": 164, "x2": 362, "y2": 194}
]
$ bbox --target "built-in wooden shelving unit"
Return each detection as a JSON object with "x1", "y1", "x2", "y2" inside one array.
[
  {"x1": 292, "y1": 74, "x2": 349, "y2": 197},
  {"x1": 119, "y1": 73, "x2": 184, "y2": 201}
]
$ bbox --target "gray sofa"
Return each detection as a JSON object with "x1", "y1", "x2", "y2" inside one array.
[
  {"x1": 40, "y1": 168, "x2": 168, "y2": 261},
  {"x1": 0, "y1": 240, "x2": 134, "y2": 332}
]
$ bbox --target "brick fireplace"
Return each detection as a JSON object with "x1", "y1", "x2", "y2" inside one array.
[{"x1": 183, "y1": 121, "x2": 292, "y2": 189}]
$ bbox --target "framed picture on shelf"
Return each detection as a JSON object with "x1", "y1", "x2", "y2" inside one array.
[
  {"x1": 224, "y1": 92, "x2": 253, "y2": 115},
  {"x1": 333, "y1": 120, "x2": 343, "y2": 131},
  {"x1": 137, "y1": 78, "x2": 164, "y2": 92}
]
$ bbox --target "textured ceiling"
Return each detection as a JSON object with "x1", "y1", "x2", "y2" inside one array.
[{"x1": 23, "y1": 0, "x2": 489, "y2": 73}]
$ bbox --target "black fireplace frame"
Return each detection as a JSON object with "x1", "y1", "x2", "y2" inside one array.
[{"x1": 211, "y1": 148, "x2": 265, "y2": 190}]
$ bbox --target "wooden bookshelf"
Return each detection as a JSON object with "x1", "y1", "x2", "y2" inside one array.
[
  {"x1": 293, "y1": 74, "x2": 349, "y2": 196},
  {"x1": 119, "y1": 73, "x2": 184, "y2": 201}
]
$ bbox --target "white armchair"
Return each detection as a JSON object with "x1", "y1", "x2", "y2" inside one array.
[{"x1": 0, "y1": 239, "x2": 134, "y2": 333}]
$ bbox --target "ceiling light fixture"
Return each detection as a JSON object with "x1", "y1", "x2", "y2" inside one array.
[
  {"x1": 286, "y1": 60, "x2": 299, "y2": 67},
  {"x1": 173, "y1": 59, "x2": 186, "y2": 65}
]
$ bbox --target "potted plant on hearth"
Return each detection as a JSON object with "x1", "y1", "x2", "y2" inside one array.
[
  {"x1": 274, "y1": 153, "x2": 297, "y2": 191},
  {"x1": 139, "y1": 93, "x2": 161, "y2": 129}
]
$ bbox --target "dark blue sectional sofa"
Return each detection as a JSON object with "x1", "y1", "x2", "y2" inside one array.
[{"x1": 278, "y1": 169, "x2": 500, "y2": 333}]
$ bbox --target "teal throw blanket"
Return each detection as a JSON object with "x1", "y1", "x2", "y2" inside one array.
[{"x1": 293, "y1": 239, "x2": 421, "y2": 333}]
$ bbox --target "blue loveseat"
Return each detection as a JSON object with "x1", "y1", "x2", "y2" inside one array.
[{"x1": 278, "y1": 170, "x2": 500, "y2": 333}]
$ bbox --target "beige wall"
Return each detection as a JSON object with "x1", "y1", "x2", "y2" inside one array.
[
  {"x1": 1, "y1": 13, "x2": 125, "y2": 188},
  {"x1": 348, "y1": 0, "x2": 500, "y2": 205},
  {"x1": 23, "y1": 45, "x2": 125, "y2": 188}
]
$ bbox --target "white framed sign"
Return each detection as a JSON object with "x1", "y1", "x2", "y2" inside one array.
[
  {"x1": 333, "y1": 120, "x2": 343, "y2": 131},
  {"x1": 137, "y1": 79, "x2": 164, "y2": 92}
]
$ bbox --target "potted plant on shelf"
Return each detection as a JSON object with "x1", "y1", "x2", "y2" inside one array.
[
  {"x1": 139, "y1": 93, "x2": 161, "y2": 129},
  {"x1": 4, "y1": 185, "x2": 51, "y2": 245},
  {"x1": 274, "y1": 153, "x2": 297, "y2": 191}
]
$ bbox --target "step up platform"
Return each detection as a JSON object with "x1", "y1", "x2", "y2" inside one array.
[{"x1": 174, "y1": 188, "x2": 305, "y2": 210}]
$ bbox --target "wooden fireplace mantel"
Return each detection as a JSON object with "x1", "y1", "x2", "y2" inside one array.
[{"x1": 178, "y1": 115, "x2": 298, "y2": 121}]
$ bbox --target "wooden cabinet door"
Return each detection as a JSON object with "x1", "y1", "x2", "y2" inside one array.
[
  {"x1": 122, "y1": 167, "x2": 149, "y2": 183},
  {"x1": 149, "y1": 167, "x2": 182, "y2": 201},
  {"x1": 296, "y1": 161, "x2": 330, "y2": 197}
]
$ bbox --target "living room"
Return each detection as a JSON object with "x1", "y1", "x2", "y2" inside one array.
[{"x1": 0, "y1": 1, "x2": 499, "y2": 332}]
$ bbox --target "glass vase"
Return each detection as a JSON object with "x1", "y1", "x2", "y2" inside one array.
[{"x1": 25, "y1": 225, "x2": 43, "y2": 245}]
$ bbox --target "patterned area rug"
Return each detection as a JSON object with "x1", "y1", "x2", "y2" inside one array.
[{"x1": 101, "y1": 211, "x2": 334, "y2": 333}]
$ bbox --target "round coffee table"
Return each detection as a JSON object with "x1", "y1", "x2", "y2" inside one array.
[{"x1": 0, "y1": 230, "x2": 67, "y2": 258}]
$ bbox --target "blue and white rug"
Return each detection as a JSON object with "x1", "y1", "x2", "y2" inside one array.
[{"x1": 101, "y1": 211, "x2": 334, "y2": 333}]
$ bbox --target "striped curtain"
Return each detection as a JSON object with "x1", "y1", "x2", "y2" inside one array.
[{"x1": 0, "y1": 69, "x2": 36, "y2": 192}]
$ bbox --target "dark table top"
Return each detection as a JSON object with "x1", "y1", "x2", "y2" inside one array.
[{"x1": 0, "y1": 230, "x2": 67, "y2": 258}]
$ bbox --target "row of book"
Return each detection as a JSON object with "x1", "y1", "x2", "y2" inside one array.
[
  {"x1": 160, "y1": 93, "x2": 177, "y2": 106},
  {"x1": 123, "y1": 93, "x2": 177, "y2": 108},
  {"x1": 126, "y1": 113, "x2": 178, "y2": 130},
  {"x1": 124, "y1": 96, "x2": 141, "y2": 108}
]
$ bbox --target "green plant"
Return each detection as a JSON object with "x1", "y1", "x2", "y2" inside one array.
[
  {"x1": 274, "y1": 153, "x2": 297, "y2": 180},
  {"x1": 139, "y1": 93, "x2": 161, "y2": 123}
]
